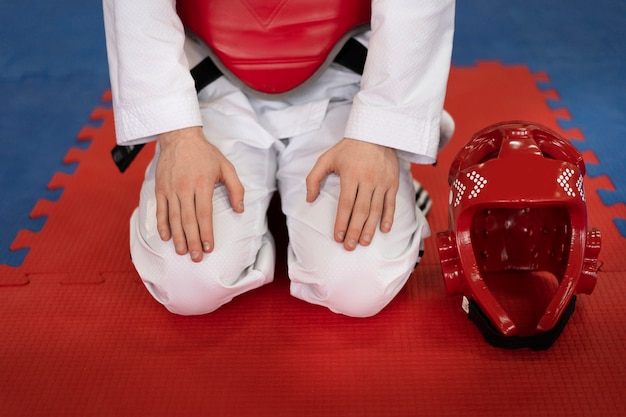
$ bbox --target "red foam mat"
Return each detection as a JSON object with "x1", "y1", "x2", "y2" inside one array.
[{"x1": 1, "y1": 62, "x2": 624, "y2": 417}]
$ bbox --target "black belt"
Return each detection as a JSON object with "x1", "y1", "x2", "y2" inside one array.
[{"x1": 111, "y1": 38, "x2": 367, "y2": 173}]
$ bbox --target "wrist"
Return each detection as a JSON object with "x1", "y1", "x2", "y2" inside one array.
[{"x1": 158, "y1": 126, "x2": 203, "y2": 148}]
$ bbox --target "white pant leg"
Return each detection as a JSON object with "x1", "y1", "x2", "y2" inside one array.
[
  {"x1": 277, "y1": 103, "x2": 430, "y2": 318},
  {"x1": 130, "y1": 79, "x2": 278, "y2": 315}
]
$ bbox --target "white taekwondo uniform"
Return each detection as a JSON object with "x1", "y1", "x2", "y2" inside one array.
[{"x1": 102, "y1": 0, "x2": 456, "y2": 316}]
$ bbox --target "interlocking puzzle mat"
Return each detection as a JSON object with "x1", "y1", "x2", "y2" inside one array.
[
  {"x1": 450, "y1": 0, "x2": 626, "y2": 239},
  {"x1": 1, "y1": 63, "x2": 625, "y2": 417}
]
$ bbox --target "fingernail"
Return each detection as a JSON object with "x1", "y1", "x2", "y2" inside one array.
[
  {"x1": 382, "y1": 222, "x2": 391, "y2": 232},
  {"x1": 362, "y1": 234, "x2": 372, "y2": 244},
  {"x1": 159, "y1": 230, "x2": 168, "y2": 240},
  {"x1": 175, "y1": 243, "x2": 186, "y2": 254},
  {"x1": 337, "y1": 231, "x2": 345, "y2": 241},
  {"x1": 203, "y1": 241, "x2": 211, "y2": 252},
  {"x1": 237, "y1": 201, "x2": 244, "y2": 211},
  {"x1": 347, "y1": 239, "x2": 357, "y2": 249},
  {"x1": 190, "y1": 251, "x2": 201, "y2": 260}
]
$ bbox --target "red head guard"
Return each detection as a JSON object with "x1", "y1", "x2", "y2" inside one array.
[{"x1": 437, "y1": 121, "x2": 601, "y2": 350}]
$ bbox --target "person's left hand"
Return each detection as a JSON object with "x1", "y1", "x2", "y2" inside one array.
[{"x1": 306, "y1": 138, "x2": 400, "y2": 251}]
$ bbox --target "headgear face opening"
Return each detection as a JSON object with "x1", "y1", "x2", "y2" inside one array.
[{"x1": 437, "y1": 121, "x2": 601, "y2": 350}]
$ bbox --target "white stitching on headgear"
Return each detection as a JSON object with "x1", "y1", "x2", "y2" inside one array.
[
  {"x1": 452, "y1": 179, "x2": 466, "y2": 207},
  {"x1": 576, "y1": 175, "x2": 586, "y2": 202},
  {"x1": 557, "y1": 168, "x2": 576, "y2": 197},
  {"x1": 467, "y1": 171, "x2": 487, "y2": 200}
]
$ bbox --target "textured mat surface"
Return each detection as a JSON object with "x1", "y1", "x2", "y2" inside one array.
[
  {"x1": 2, "y1": 0, "x2": 625, "y2": 265},
  {"x1": 451, "y1": 0, "x2": 626, "y2": 238},
  {"x1": 1, "y1": 63, "x2": 624, "y2": 417}
]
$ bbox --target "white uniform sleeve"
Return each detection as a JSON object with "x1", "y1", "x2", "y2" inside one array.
[
  {"x1": 344, "y1": 0, "x2": 456, "y2": 164},
  {"x1": 102, "y1": 0, "x2": 202, "y2": 145}
]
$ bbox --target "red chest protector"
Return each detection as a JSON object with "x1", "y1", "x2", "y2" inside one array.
[{"x1": 176, "y1": 0, "x2": 371, "y2": 96}]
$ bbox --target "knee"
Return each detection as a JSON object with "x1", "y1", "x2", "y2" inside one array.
[
  {"x1": 325, "y1": 284, "x2": 394, "y2": 318},
  {"x1": 143, "y1": 266, "x2": 237, "y2": 316},
  {"x1": 132, "y1": 232, "x2": 275, "y2": 316},
  {"x1": 290, "y1": 246, "x2": 414, "y2": 318},
  {"x1": 328, "y1": 256, "x2": 412, "y2": 317}
]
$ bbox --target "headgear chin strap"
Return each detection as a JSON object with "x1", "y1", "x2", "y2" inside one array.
[{"x1": 437, "y1": 121, "x2": 601, "y2": 350}]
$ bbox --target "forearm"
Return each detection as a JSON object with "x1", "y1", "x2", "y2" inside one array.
[
  {"x1": 345, "y1": 0, "x2": 456, "y2": 163},
  {"x1": 102, "y1": 0, "x2": 202, "y2": 145}
]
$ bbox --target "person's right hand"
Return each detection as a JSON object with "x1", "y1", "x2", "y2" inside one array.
[{"x1": 155, "y1": 126, "x2": 244, "y2": 262}]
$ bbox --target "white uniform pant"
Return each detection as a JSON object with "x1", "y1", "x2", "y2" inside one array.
[{"x1": 129, "y1": 73, "x2": 430, "y2": 317}]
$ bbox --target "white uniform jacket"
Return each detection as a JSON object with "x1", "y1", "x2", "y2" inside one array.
[{"x1": 102, "y1": 0, "x2": 455, "y2": 164}]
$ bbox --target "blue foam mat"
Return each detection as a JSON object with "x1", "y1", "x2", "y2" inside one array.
[
  {"x1": 1, "y1": 0, "x2": 625, "y2": 265},
  {"x1": 452, "y1": 0, "x2": 626, "y2": 235}
]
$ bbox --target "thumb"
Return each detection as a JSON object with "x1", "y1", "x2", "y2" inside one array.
[
  {"x1": 305, "y1": 155, "x2": 332, "y2": 203},
  {"x1": 221, "y1": 162, "x2": 245, "y2": 212}
]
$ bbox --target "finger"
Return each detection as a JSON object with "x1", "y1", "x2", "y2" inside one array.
[
  {"x1": 359, "y1": 188, "x2": 386, "y2": 246},
  {"x1": 380, "y1": 186, "x2": 398, "y2": 233},
  {"x1": 342, "y1": 185, "x2": 373, "y2": 251},
  {"x1": 334, "y1": 178, "x2": 358, "y2": 246},
  {"x1": 196, "y1": 185, "x2": 214, "y2": 254},
  {"x1": 156, "y1": 193, "x2": 171, "y2": 241},
  {"x1": 168, "y1": 196, "x2": 188, "y2": 256},
  {"x1": 180, "y1": 193, "x2": 203, "y2": 262},
  {"x1": 222, "y1": 161, "x2": 245, "y2": 213}
]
